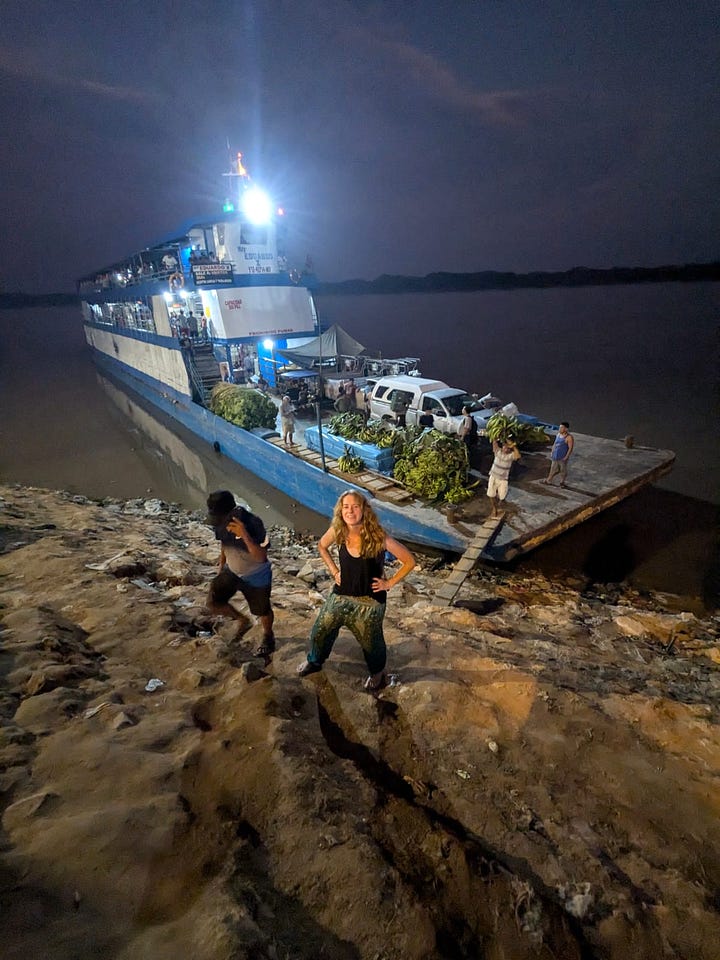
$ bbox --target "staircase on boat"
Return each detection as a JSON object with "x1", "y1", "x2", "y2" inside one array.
[{"x1": 186, "y1": 342, "x2": 222, "y2": 404}]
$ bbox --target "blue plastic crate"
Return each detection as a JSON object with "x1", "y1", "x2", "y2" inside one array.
[{"x1": 304, "y1": 426, "x2": 395, "y2": 475}]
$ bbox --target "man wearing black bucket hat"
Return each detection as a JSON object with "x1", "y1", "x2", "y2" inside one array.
[{"x1": 206, "y1": 490, "x2": 275, "y2": 658}]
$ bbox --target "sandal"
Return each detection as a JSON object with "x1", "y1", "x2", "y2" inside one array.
[
  {"x1": 363, "y1": 672, "x2": 387, "y2": 692},
  {"x1": 254, "y1": 634, "x2": 275, "y2": 658},
  {"x1": 297, "y1": 660, "x2": 322, "y2": 677}
]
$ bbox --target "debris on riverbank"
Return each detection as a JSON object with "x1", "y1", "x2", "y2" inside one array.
[{"x1": 1, "y1": 484, "x2": 718, "y2": 959}]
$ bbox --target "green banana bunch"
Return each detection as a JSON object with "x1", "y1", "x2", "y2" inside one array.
[
  {"x1": 393, "y1": 432, "x2": 473, "y2": 502},
  {"x1": 338, "y1": 446, "x2": 364, "y2": 473},
  {"x1": 486, "y1": 412, "x2": 550, "y2": 447},
  {"x1": 209, "y1": 383, "x2": 278, "y2": 430}
]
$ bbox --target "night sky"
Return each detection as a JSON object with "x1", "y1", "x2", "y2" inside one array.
[{"x1": 2, "y1": 1, "x2": 718, "y2": 293}]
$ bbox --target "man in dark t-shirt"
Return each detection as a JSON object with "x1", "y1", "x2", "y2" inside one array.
[{"x1": 206, "y1": 490, "x2": 275, "y2": 659}]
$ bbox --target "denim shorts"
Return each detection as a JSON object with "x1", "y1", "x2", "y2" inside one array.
[{"x1": 210, "y1": 565, "x2": 272, "y2": 616}]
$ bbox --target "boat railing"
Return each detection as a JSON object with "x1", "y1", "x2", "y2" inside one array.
[{"x1": 80, "y1": 259, "x2": 239, "y2": 294}]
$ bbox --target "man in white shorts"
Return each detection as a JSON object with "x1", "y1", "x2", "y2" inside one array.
[{"x1": 487, "y1": 439, "x2": 521, "y2": 517}]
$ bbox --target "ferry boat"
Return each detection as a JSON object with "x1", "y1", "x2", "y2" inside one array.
[
  {"x1": 78, "y1": 154, "x2": 470, "y2": 551},
  {"x1": 79, "y1": 155, "x2": 675, "y2": 559}
]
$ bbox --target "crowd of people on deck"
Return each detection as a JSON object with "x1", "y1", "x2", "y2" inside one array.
[{"x1": 80, "y1": 246, "x2": 231, "y2": 295}]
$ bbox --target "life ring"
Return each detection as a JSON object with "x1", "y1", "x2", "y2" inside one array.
[{"x1": 169, "y1": 272, "x2": 184, "y2": 290}]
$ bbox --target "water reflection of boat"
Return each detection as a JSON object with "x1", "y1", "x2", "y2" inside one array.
[
  {"x1": 96, "y1": 372, "x2": 329, "y2": 534},
  {"x1": 99, "y1": 374, "x2": 210, "y2": 496}
]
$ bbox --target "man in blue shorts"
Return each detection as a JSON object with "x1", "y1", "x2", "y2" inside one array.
[
  {"x1": 542, "y1": 422, "x2": 574, "y2": 487},
  {"x1": 206, "y1": 490, "x2": 275, "y2": 658}
]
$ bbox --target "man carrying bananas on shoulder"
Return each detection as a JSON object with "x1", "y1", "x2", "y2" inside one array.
[{"x1": 487, "y1": 438, "x2": 521, "y2": 518}]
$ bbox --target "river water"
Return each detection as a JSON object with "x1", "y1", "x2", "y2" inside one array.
[{"x1": 1, "y1": 283, "x2": 717, "y2": 606}]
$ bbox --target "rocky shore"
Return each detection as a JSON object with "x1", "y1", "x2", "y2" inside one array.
[{"x1": 1, "y1": 483, "x2": 718, "y2": 959}]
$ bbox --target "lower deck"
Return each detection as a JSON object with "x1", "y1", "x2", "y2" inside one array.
[{"x1": 275, "y1": 405, "x2": 675, "y2": 561}]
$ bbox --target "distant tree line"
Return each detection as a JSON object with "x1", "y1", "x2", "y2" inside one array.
[
  {"x1": 315, "y1": 261, "x2": 720, "y2": 296},
  {"x1": 2, "y1": 260, "x2": 718, "y2": 305}
]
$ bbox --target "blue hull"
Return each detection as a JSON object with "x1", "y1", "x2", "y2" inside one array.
[{"x1": 91, "y1": 349, "x2": 468, "y2": 552}]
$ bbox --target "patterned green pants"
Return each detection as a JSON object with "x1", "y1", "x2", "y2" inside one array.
[{"x1": 308, "y1": 592, "x2": 387, "y2": 674}]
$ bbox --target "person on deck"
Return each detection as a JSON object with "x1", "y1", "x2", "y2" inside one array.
[
  {"x1": 542, "y1": 422, "x2": 574, "y2": 487},
  {"x1": 390, "y1": 390, "x2": 411, "y2": 427},
  {"x1": 487, "y1": 439, "x2": 521, "y2": 518},
  {"x1": 458, "y1": 406, "x2": 478, "y2": 450},
  {"x1": 280, "y1": 395, "x2": 296, "y2": 445},
  {"x1": 297, "y1": 491, "x2": 415, "y2": 691},
  {"x1": 206, "y1": 490, "x2": 275, "y2": 659},
  {"x1": 334, "y1": 390, "x2": 353, "y2": 413}
]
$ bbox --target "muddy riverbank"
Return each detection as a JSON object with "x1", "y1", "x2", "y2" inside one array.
[{"x1": 1, "y1": 484, "x2": 719, "y2": 959}]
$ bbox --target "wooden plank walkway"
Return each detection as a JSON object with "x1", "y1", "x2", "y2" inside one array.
[
  {"x1": 432, "y1": 515, "x2": 505, "y2": 606},
  {"x1": 266, "y1": 437, "x2": 414, "y2": 504}
]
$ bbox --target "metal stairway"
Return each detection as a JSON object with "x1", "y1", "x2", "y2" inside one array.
[{"x1": 186, "y1": 342, "x2": 222, "y2": 404}]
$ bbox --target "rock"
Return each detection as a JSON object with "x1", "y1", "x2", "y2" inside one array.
[
  {"x1": 176, "y1": 668, "x2": 214, "y2": 690},
  {"x1": 24, "y1": 663, "x2": 96, "y2": 697},
  {"x1": 106, "y1": 556, "x2": 147, "y2": 578},
  {"x1": 527, "y1": 602, "x2": 578, "y2": 627},
  {"x1": 14, "y1": 688, "x2": 86, "y2": 733},
  {"x1": 613, "y1": 611, "x2": 695, "y2": 643},
  {"x1": 110, "y1": 711, "x2": 137, "y2": 730},
  {"x1": 297, "y1": 561, "x2": 318, "y2": 582},
  {"x1": 154, "y1": 558, "x2": 196, "y2": 585},
  {"x1": 558, "y1": 882, "x2": 594, "y2": 919},
  {"x1": 238, "y1": 662, "x2": 267, "y2": 683}
]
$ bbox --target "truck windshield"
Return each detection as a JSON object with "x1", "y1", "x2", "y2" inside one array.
[{"x1": 444, "y1": 394, "x2": 479, "y2": 416}]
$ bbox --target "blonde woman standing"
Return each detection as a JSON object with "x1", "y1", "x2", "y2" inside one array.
[{"x1": 297, "y1": 491, "x2": 415, "y2": 690}]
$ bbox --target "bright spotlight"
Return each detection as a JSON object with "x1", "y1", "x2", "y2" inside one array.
[
  {"x1": 263, "y1": 339, "x2": 274, "y2": 350},
  {"x1": 242, "y1": 187, "x2": 272, "y2": 225}
]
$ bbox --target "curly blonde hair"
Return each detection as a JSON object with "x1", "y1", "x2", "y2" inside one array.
[{"x1": 331, "y1": 491, "x2": 386, "y2": 558}]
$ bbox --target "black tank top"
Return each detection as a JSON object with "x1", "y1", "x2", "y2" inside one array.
[{"x1": 335, "y1": 544, "x2": 386, "y2": 604}]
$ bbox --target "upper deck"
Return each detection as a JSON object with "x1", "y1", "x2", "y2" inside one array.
[{"x1": 78, "y1": 151, "x2": 315, "y2": 302}]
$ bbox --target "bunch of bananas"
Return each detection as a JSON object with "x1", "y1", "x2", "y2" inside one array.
[
  {"x1": 327, "y1": 413, "x2": 399, "y2": 449},
  {"x1": 485, "y1": 413, "x2": 550, "y2": 447},
  {"x1": 338, "y1": 446, "x2": 364, "y2": 473},
  {"x1": 393, "y1": 431, "x2": 473, "y2": 503},
  {"x1": 209, "y1": 383, "x2": 278, "y2": 430},
  {"x1": 328, "y1": 412, "x2": 366, "y2": 439}
]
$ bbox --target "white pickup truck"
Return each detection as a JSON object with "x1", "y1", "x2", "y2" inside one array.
[{"x1": 368, "y1": 375, "x2": 514, "y2": 435}]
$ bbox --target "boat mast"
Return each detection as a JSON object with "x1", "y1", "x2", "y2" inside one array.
[{"x1": 222, "y1": 151, "x2": 251, "y2": 212}]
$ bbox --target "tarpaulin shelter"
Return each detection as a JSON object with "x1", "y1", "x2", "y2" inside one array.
[{"x1": 276, "y1": 323, "x2": 365, "y2": 369}]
